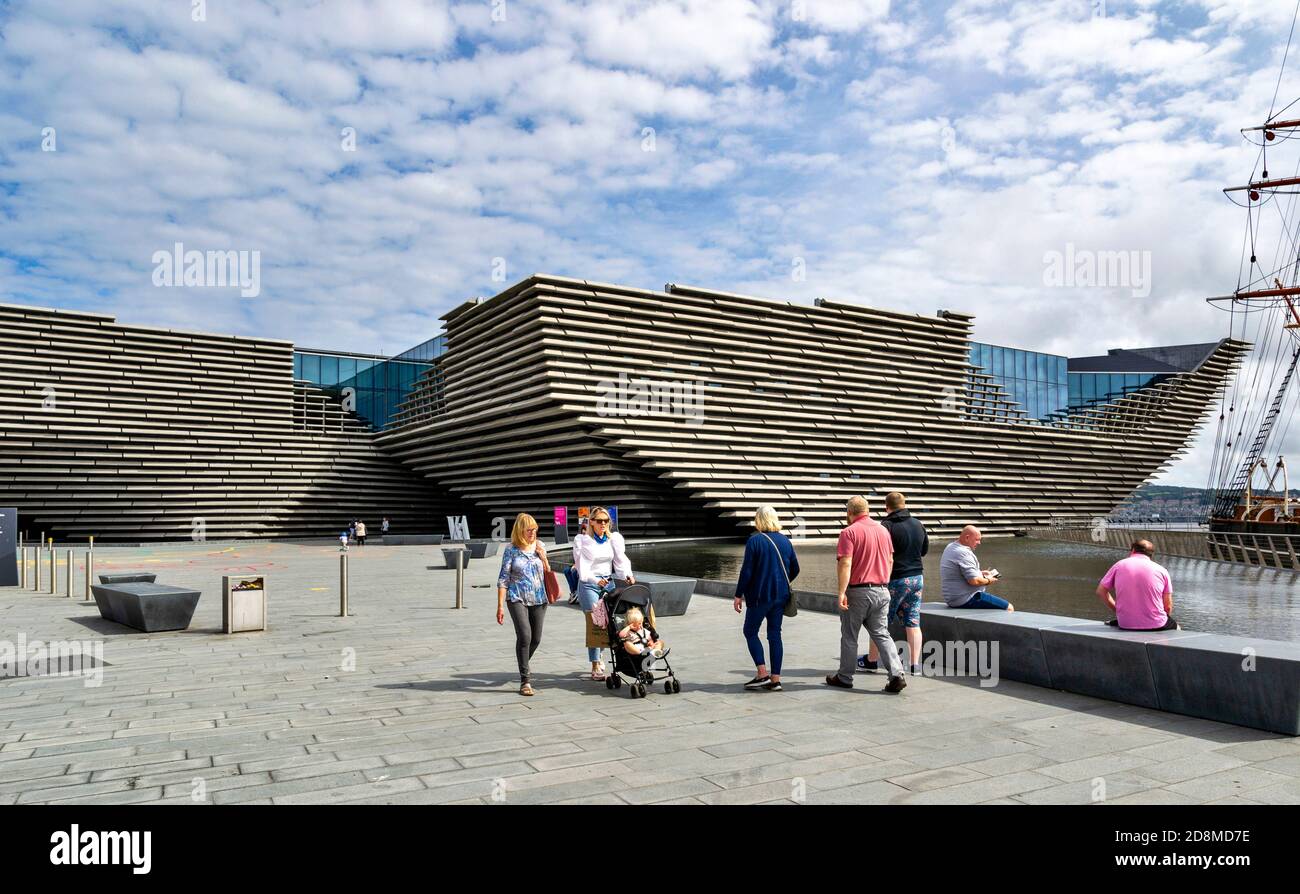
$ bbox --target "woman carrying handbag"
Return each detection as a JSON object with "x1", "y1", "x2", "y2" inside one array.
[
  {"x1": 496, "y1": 513, "x2": 553, "y2": 696},
  {"x1": 733, "y1": 506, "x2": 800, "y2": 692}
]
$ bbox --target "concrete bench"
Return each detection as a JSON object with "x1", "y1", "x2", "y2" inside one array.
[
  {"x1": 554, "y1": 564, "x2": 696, "y2": 616},
  {"x1": 98, "y1": 573, "x2": 157, "y2": 585},
  {"x1": 918, "y1": 602, "x2": 1300, "y2": 736},
  {"x1": 90, "y1": 582, "x2": 201, "y2": 632},
  {"x1": 627, "y1": 571, "x2": 695, "y2": 616},
  {"x1": 382, "y1": 535, "x2": 444, "y2": 546}
]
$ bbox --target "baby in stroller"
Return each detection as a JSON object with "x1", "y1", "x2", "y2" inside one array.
[
  {"x1": 618, "y1": 608, "x2": 665, "y2": 661},
  {"x1": 603, "y1": 586, "x2": 681, "y2": 697}
]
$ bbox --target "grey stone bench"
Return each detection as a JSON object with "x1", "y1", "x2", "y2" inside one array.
[
  {"x1": 627, "y1": 571, "x2": 695, "y2": 616},
  {"x1": 918, "y1": 602, "x2": 1300, "y2": 736},
  {"x1": 383, "y1": 534, "x2": 444, "y2": 546},
  {"x1": 98, "y1": 573, "x2": 157, "y2": 585},
  {"x1": 90, "y1": 582, "x2": 202, "y2": 632},
  {"x1": 554, "y1": 564, "x2": 696, "y2": 616}
]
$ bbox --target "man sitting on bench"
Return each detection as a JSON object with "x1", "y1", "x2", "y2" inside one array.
[{"x1": 1096, "y1": 539, "x2": 1178, "y2": 631}]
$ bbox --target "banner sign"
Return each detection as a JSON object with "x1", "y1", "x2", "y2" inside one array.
[
  {"x1": 0, "y1": 509, "x2": 15, "y2": 587},
  {"x1": 608, "y1": 505, "x2": 618, "y2": 530},
  {"x1": 553, "y1": 506, "x2": 569, "y2": 545}
]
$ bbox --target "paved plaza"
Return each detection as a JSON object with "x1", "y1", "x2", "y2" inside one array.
[{"x1": 3, "y1": 541, "x2": 1300, "y2": 805}]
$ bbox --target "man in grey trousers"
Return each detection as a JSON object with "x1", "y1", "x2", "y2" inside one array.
[{"x1": 825, "y1": 496, "x2": 907, "y2": 693}]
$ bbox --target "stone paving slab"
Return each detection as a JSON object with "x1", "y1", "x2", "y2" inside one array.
[{"x1": 2, "y1": 541, "x2": 1299, "y2": 804}]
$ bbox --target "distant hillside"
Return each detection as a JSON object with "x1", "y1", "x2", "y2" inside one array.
[{"x1": 1114, "y1": 484, "x2": 1300, "y2": 520}]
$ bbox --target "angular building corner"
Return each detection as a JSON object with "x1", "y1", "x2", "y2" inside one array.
[{"x1": 379, "y1": 275, "x2": 1248, "y2": 538}]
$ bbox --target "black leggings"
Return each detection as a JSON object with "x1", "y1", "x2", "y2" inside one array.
[{"x1": 507, "y1": 601, "x2": 546, "y2": 682}]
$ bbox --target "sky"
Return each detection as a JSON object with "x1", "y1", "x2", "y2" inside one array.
[{"x1": 3, "y1": 0, "x2": 1300, "y2": 489}]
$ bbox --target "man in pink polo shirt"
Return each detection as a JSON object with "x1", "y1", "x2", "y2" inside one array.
[
  {"x1": 826, "y1": 496, "x2": 906, "y2": 693},
  {"x1": 1095, "y1": 540, "x2": 1178, "y2": 631}
]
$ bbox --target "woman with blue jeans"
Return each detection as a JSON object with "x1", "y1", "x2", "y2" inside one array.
[
  {"x1": 572, "y1": 507, "x2": 634, "y2": 681},
  {"x1": 733, "y1": 506, "x2": 799, "y2": 692}
]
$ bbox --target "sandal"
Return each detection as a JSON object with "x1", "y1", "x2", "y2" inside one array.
[
  {"x1": 590, "y1": 665, "x2": 607, "y2": 681},
  {"x1": 520, "y1": 682, "x2": 534, "y2": 696}
]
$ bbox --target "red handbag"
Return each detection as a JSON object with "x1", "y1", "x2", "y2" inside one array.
[{"x1": 543, "y1": 570, "x2": 561, "y2": 604}]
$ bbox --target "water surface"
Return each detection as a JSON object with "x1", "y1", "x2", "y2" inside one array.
[{"x1": 629, "y1": 537, "x2": 1300, "y2": 642}]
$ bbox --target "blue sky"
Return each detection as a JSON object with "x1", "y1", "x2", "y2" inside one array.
[{"x1": 2, "y1": 0, "x2": 1299, "y2": 487}]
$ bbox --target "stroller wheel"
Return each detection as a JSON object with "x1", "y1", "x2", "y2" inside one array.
[
  {"x1": 612, "y1": 675, "x2": 622, "y2": 689},
  {"x1": 628, "y1": 683, "x2": 639, "y2": 699},
  {"x1": 663, "y1": 680, "x2": 672, "y2": 694},
  {"x1": 672, "y1": 679, "x2": 681, "y2": 693},
  {"x1": 637, "y1": 683, "x2": 647, "y2": 698},
  {"x1": 605, "y1": 676, "x2": 614, "y2": 690}
]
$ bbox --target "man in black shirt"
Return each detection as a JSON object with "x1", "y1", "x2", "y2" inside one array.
[{"x1": 859, "y1": 492, "x2": 929, "y2": 676}]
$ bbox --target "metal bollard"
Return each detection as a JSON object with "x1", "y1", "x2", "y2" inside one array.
[
  {"x1": 20, "y1": 547, "x2": 27, "y2": 589},
  {"x1": 84, "y1": 550, "x2": 94, "y2": 603},
  {"x1": 65, "y1": 549, "x2": 73, "y2": 598},
  {"x1": 48, "y1": 545, "x2": 56, "y2": 595},
  {"x1": 339, "y1": 553, "x2": 349, "y2": 617},
  {"x1": 35, "y1": 546, "x2": 43, "y2": 592},
  {"x1": 453, "y1": 549, "x2": 465, "y2": 609}
]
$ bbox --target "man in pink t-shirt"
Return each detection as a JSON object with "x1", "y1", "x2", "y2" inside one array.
[
  {"x1": 1096, "y1": 540, "x2": 1177, "y2": 631},
  {"x1": 825, "y1": 496, "x2": 906, "y2": 692}
]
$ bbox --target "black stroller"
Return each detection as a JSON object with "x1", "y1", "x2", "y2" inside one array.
[{"x1": 602, "y1": 583, "x2": 682, "y2": 698}]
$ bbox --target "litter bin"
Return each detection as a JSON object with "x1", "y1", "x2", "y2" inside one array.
[
  {"x1": 467, "y1": 540, "x2": 499, "y2": 559},
  {"x1": 223, "y1": 575, "x2": 267, "y2": 633}
]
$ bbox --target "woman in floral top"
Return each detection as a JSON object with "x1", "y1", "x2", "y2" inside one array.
[{"x1": 496, "y1": 513, "x2": 551, "y2": 696}]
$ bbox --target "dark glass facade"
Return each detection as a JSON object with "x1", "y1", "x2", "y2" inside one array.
[
  {"x1": 970, "y1": 343, "x2": 1068, "y2": 420},
  {"x1": 1068, "y1": 372, "x2": 1165, "y2": 412},
  {"x1": 293, "y1": 350, "x2": 432, "y2": 431},
  {"x1": 972, "y1": 343, "x2": 1169, "y2": 421}
]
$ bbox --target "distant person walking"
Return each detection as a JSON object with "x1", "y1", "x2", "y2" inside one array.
[
  {"x1": 338, "y1": 530, "x2": 349, "y2": 551},
  {"x1": 1096, "y1": 540, "x2": 1178, "y2": 631},
  {"x1": 572, "y1": 507, "x2": 634, "y2": 681},
  {"x1": 826, "y1": 496, "x2": 907, "y2": 693},
  {"x1": 355, "y1": 520, "x2": 367, "y2": 546},
  {"x1": 733, "y1": 506, "x2": 799, "y2": 692},
  {"x1": 940, "y1": 526, "x2": 1013, "y2": 611},
  {"x1": 496, "y1": 513, "x2": 551, "y2": 697},
  {"x1": 381, "y1": 517, "x2": 390, "y2": 537},
  {"x1": 859, "y1": 492, "x2": 928, "y2": 676},
  {"x1": 348, "y1": 520, "x2": 357, "y2": 543}
]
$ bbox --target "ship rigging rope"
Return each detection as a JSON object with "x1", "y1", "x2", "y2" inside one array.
[
  {"x1": 1218, "y1": 307, "x2": 1291, "y2": 490},
  {"x1": 1270, "y1": 0, "x2": 1300, "y2": 122}
]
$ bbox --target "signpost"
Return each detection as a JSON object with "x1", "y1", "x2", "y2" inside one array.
[
  {"x1": 553, "y1": 506, "x2": 568, "y2": 545},
  {"x1": 0, "y1": 508, "x2": 16, "y2": 587}
]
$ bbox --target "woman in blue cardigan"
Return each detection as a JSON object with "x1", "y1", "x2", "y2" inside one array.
[{"x1": 733, "y1": 506, "x2": 800, "y2": 692}]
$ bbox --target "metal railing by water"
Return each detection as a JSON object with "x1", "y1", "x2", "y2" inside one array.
[{"x1": 1029, "y1": 523, "x2": 1300, "y2": 570}]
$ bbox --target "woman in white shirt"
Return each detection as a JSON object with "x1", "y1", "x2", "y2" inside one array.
[{"x1": 572, "y1": 507, "x2": 634, "y2": 681}]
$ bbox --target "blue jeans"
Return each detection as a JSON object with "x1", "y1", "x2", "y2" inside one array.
[
  {"x1": 743, "y1": 599, "x2": 786, "y2": 676},
  {"x1": 578, "y1": 580, "x2": 615, "y2": 662},
  {"x1": 564, "y1": 566, "x2": 580, "y2": 595},
  {"x1": 960, "y1": 591, "x2": 1010, "y2": 610}
]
